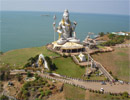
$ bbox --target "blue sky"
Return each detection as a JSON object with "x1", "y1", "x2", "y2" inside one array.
[{"x1": 1, "y1": 0, "x2": 129, "y2": 15}]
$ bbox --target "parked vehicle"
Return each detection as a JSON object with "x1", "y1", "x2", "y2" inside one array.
[{"x1": 101, "y1": 81, "x2": 106, "y2": 85}]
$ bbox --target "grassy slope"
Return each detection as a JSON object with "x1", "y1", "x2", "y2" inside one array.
[
  {"x1": 0, "y1": 46, "x2": 129, "y2": 99},
  {"x1": 85, "y1": 90, "x2": 129, "y2": 100},
  {"x1": 63, "y1": 84, "x2": 129, "y2": 100},
  {"x1": 0, "y1": 46, "x2": 85, "y2": 78},
  {"x1": 63, "y1": 84, "x2": 85, "y2": 100},
  {"x1": 92, "y1": 47, "x2": 130, "y2": 81},
  {"x1": 52, "y1": 57, "x2": 85, "y2": 78},
  {"x1": 0, "y1": 46, "x2": 58, "y2": 67}
]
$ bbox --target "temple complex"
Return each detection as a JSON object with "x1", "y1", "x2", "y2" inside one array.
[{"x1": 47, "y1": 9, "x2": 86, "y2": 55}]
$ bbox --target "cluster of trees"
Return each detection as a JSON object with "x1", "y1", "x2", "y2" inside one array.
[
  {"x1": 27, "y1": 71, "x2": 33, "y2": 77},
  {"x1": 89, "y1": 89, "x2": 129, "y2": 99},
  {"x1": 16, "y1": 74, "x2": 22, "y2": 82},
  {"x1": 98, "y1": 32, "x2": 105, "y2": 37},
  {"x1": 101, "y1": 34, "x2": 129, "y2": 46},
  {"x1": 24, "y1": 55, "x2": 39, "y2": 68},
  {"x1": 109, "y1": 71, "x2": 119, "y2": 81},
  {"x1": 0, "y1": 82, "x2": 3, "y2": 92},
  {"x1": 109, "y1": 92, "x2": 129, "y2": 99},
  {"x1": 122, "y1": 92, "x2": 129, "y2": 98},
  {"x1": 0, "y1": 95, "x2": 9, "y2": 100},
  {"x1": 45, "y1": 56, "x2": 57, "y2": 72},
  {"x1": 38, "y1": 89, "x2": 52, "y2": 99},
  {"x1": 0, "y1": 67, "x2": 10, "y2": 81},
  {"x1": 24, "y1": 55, "x2": 57, "y2": 72},
  {"x1": 0, "y1": 51, "x2": 3, "y2": 55},
  {"x1": 17, "y1": 75, "x2": 52, "y2": 100}
]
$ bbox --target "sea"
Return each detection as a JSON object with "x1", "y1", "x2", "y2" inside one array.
[{"x1": 0, "y1": 11, "x2": 129, "y2": 52}]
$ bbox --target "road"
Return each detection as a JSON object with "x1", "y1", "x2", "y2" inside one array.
[{"x1": 38, "y1": 72, "x2": 130, "y2": 94}]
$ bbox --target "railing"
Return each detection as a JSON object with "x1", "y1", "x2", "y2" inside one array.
[
  {"x1": 38, "y1": 73, "x2": 129, "y2": 96},
  {"x1": 71, "y1": 55, "x2": 79, "y2": 64},
  {"x1": 115, "y1": 44, "x2": 130, "y2": 48}
]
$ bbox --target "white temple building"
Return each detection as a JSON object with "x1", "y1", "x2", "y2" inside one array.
[{"x1": 78, "y1": 53, "x2": 86, "y2": 62}]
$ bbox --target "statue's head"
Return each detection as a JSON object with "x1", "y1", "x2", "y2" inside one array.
[{"x1": 63, "y1": 9, "x2": 69, "y2": 21}]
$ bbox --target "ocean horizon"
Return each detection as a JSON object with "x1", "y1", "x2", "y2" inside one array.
[{"x1": 0, "y1": 11, "x2": 129, "y2": 52}]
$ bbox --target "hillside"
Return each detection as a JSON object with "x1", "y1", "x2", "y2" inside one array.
[
  {"x1": 0, "y1": 46, "x2": 130, "y2": 100},
  {"x1": 0, "y1": 46, "x2": 58, "y2": 67},
  {"x1": 92, "y1": 47, "x2": 130, "y2": 82}
]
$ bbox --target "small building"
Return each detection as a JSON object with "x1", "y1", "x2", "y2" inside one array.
[
  {"x1": 83, "y1": 36, "x2": 97, "y2": 49},
  {"x1": 112, "y1": 32, "x2": 128, "y2": 36},
  {"x1": 78, "y1": 53, "x2": 86, "y2": 62}
]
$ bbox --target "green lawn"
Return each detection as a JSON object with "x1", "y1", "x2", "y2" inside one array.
[
  {"x1": 97, "y1": 45, "x2": 105, "y2": 49},
  {"x1": 52, "y1": 57, "x2": 85, "y2": 78},
  {"x1": 0, "y1": 46, "x2": 85, "y2": 78},
  {"x1": 0, "y1": 46, "x2": 58, "y2": 67}
]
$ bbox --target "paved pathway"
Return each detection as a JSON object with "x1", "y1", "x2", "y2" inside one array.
[{"x1": 38, "y1": 72, "x2": 130, "y2": 94}]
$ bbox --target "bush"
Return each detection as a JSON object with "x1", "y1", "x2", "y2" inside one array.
[
  {"x1": 42, "y1": 81, "x2": 47, "y2": 85},
  {"x1": 0, "y1": 95, "x2": 9, "y2": 100},
  {"x1": 116, "y1": 36, "x2": 124, "y2": 44},
  {"x1": 27, "y1": 72, "x2": 33, "y2": 77},
  {"x1": 24, "y1": 54, "x2": 39, "y2": 68},
  {"x1": 51, "y1": 63, "x2": 57, "y2": 71},
  {"x1": 89, "y1": 89, "x2": 92, "y2": 92},
  {"x1": 38, "y1": 88, "x2": 43, "y2": 92},
  {"x1": 23, "y1": 90, "x2": 30, "y2": 96},
  {"x1": 0, "y1": 51, "x2": 3, "y2": 55},
  {"x1": 46, "y1": 83, "x2": 50, "y2": 87},
  {"x1": 62, "y1": 54, "x2": 67, "y2": 58},
  {"x1": 45, "y1": 56, "x2": 52, "y2": 70},
  {"x1": 28, "y1": 55, "x2": 39, "y2": 64},
  {"x1": 0, "y1": 72, "x2": 5, "y2": 81},
  {"x1": 45, "y1": 56, "x2": 57, "y2": 71},
  {"x1": 45, "y1": 90, "x2": 51, "y2": 96},
  {"x1": 16, "y1": 74, "x2": 22, "y2": 81},
  {"x1": 107, "y1": 32, "x2": 110, "y2": 34},
  {"x1": 34, "y1": 73, "x2": 41, "y2": 80},
  {"x1": 101, "y1": 34, "x2": 125, "y2": 46},
  {"x1": 122, "y1": 92, "x2": 129, "y2": 98},
  {"x1": 35, "y1": 99, "x2": 42, "y2": 100},
  {"x1": 31, "y1": 88, "x2": 35, "y2": 91},
  {"x1": 40, "y1": 91, "x2": 45, "y2": 96},
  {"x1": 23, "y1": 82, "x2": 30, "y2": 90},
  {"x1": 109, "y1": 71, "x2": 112, "y2": 75},
  {"x1": 24, "y1": 62, "x2": 31, "y2": 68},
  {"x1": 108, "y1": 34, "x2": 116, "y2": 40},
  {"x1": 114, "y1": 76, "x2": 118, "y2": 81},
  {"x1": 0, "y1": 69, "x2": 10, "y2": 81},
  {"x1": 125, "y1": 36, "x2": 130, "y2": 40},
  {"x1": 99, "y1": 32, "x2": 105, "y2": 37}
]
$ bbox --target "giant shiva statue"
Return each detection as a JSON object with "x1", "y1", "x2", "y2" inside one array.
[{"x1": 53, "y1": 9, "x2": 80, "y2": 45}]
